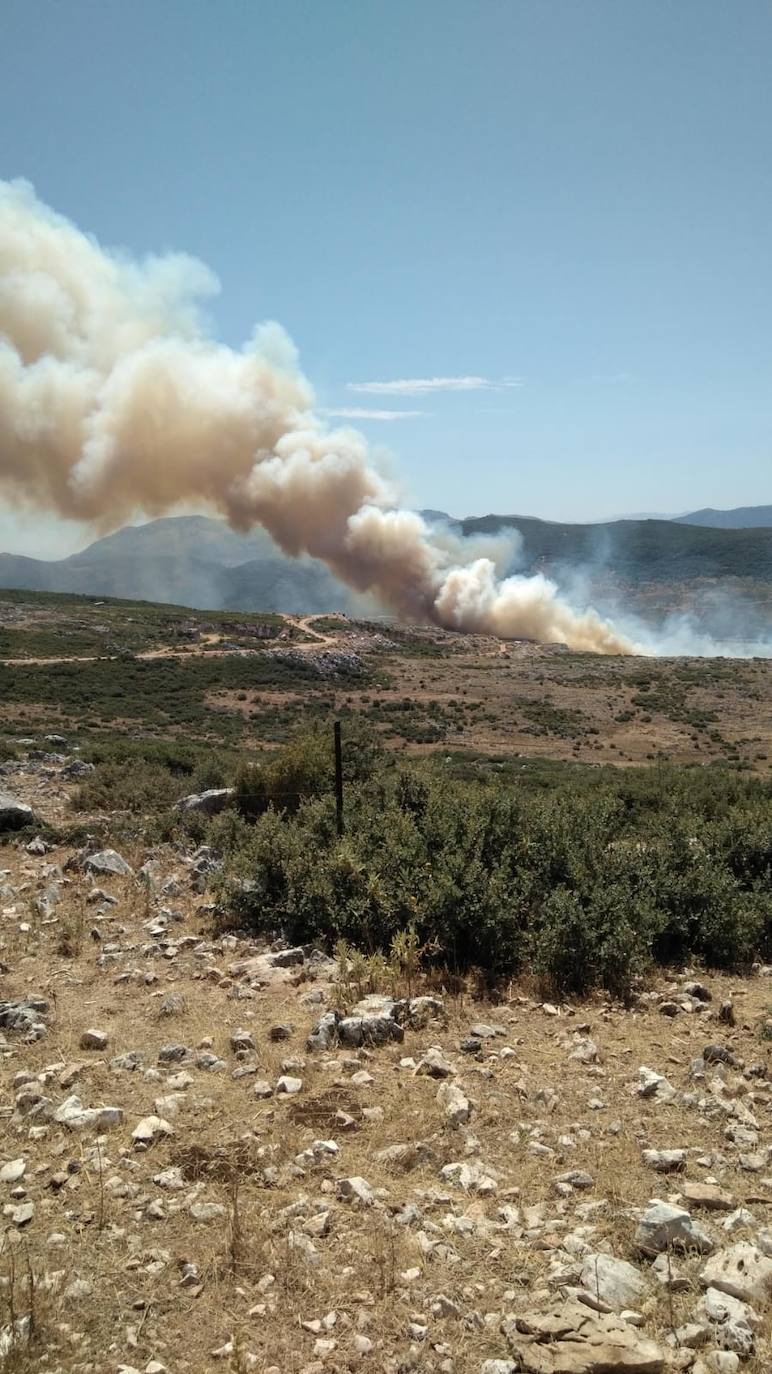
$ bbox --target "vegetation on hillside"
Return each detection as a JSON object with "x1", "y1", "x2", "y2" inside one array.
[{"x1": 206, "y1": 728, "x2": 772, "y2": 1001}]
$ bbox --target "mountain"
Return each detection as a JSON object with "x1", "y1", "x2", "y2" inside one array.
[
  {"x1": 673, "y1": 505, "x2": 772, "y2": 529},
  {"x1": 0, "y1": 516, "x2": 365, "y2": 615},
  {"x1": 460, "y1": 514, "x2": 772, "y2": 582},
  {"x1": 0, "y1": 514, "x2": 770, "y2": 622}
]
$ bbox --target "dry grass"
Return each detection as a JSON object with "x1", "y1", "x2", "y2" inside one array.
[{"x1": 0, "y1": 841, "x2": 771, "y2": 1370}]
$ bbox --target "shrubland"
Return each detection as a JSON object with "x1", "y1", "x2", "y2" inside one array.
[{"x1": 203, "y1": 728, "x2": 772, "y2": 1002}]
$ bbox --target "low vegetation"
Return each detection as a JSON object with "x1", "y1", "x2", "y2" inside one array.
[{"x1": 212, "y1": 728, "x2": 772, "y2": 1001}]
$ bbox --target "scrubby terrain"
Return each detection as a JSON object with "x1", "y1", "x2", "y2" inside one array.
[{"x1": 1, "y1": 589, "x2": 771, "y2": 1374}]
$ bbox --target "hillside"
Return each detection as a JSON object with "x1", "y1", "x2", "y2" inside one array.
[
  {"x1": 460, "y1": 513, "x2": 772, "y2": 582},
  {"x1": 0, "y1": 514, "x2": 770, "y2": 641},
  {"x1": 675, "y1": 504, "x2": 772, "y2": 529},
  {"x1": 0, "y1": 516, "x2": 363, "y2": 615},
  {"x1": 0, "y1": 594, "x2": 771, "y2": 1370}
]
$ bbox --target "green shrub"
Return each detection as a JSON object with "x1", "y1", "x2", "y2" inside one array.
[{"x1": 218, "y1": 757, "x2": 772, "y2": 1000}]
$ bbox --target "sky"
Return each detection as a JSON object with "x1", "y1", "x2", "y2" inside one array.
[{"x1": 1, "y1": 0, "x2": 771, "y2": 556}]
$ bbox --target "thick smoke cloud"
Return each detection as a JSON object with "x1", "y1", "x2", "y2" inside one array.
[{"x1": 0, "y1": 180, "x2": 634, "y2": 653}]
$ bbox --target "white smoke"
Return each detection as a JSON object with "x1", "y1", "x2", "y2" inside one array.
[{"x1": 0, "y1": 179, "x2": 636, "y2": 653}]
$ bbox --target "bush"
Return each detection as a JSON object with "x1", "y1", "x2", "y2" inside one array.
[{"x1": 218, "y1": 757, "x2": 772, "y2": 1000}]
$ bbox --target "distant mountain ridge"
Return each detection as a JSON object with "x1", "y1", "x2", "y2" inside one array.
[
  {"x1": 0, "y1": 510, "x2": 769, "y2": 616},
  {"x1": 674, "y1": 505, "x2": 772, "y2": 529},
  {"x1": 0, "y1": 516, "x2": 365, "y2": 615}
]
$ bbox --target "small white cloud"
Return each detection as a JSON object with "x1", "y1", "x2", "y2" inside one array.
[
  {"x1": 319, "y1": 406, "x2": 425, "y2": 421},
  {"x1": 346, "y1": 375, "x2": 523, "y2": 396}
]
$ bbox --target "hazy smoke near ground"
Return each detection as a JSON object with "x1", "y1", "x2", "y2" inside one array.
[{"x1": 0, "y1": 179, "x2": 635, "y2": 653}]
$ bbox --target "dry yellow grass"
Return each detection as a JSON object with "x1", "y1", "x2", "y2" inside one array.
[{"x1": 1, "y1": 840, "x2": 771, "y2": 1372}]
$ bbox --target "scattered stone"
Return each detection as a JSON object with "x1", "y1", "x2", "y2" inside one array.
[
  {"x1": 651, "y1": 1254, "x2": 690, "y2": 1292},
  {"x1": 415, "y1": 1047, "x2": 455, "y2": 1079},
  {"x1": 503, "y1": 1298, "x2": 665, "y2": 1373},
  {"x1": 700, "y1": 1242, "x2": 772, "y2": 1305},
  {"x1": 637, "y1": 1067, "x2": 676, "y2": 1102},
  {"x1": 579, "y1": 1253, "x2": 649, "y2": 1311},
  {"x1": 276, "y1": 1075, "x2": 303, "y2": 1095},
  {"x1": 132, "y1": 1116, "x2": 173, "y2": 1147},
  {"x1": 83, "y1": 848, "x2": 134, "y2": 877},
  {"x1": 174, "y1": 788, "x2": 235, "y2": 815},
  {"x1": 634, "y1": 1201, "x2": 714, "y2": 1256},
  {"x1": 437, "y1": 1081, "x2": 471, "y2": 1126},
  {"x1": 190, "y1": 1201, "x2": 227, "y2": 1222},
  {"x1": 0, "y1": 790, "x2": 38, "y2": 831},
  {"x1": 568, "y1": 1037, "x2": 599, "y2": 1064},
  {"x1": 0, "y1": 1159, "x2": 26, "y2": 1184},
  {"x1": 682, "y1": 1182, "x2": 736, "y2": 1212},
  {"x1": 641, "y1": 1148, "x2": 686, "y2": 1173},
  {"x1": 0, "y1": 996, "x2": 49, "y2": 1038},
  {"x1": 336, "y1": 1176, "x2": 374, "y2": 1206},
  {"x1": 79, "y1": 1028, "x2": 108, "y2": 1051},
  {"x1": 695, "y1": 1287, "x2": 759, "y2": 1357}
]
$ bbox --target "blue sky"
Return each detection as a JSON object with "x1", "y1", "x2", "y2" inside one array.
[{"x1": 1, "y1": 0, "x2": 771, "y2": 553}]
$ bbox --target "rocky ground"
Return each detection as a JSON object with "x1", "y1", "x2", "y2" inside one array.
[{"x1": 0, "y1": 751, "x2": 771, "y2": 1374}]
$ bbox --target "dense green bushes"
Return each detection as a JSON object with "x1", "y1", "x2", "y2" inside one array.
[{"x1": 218, "y1": 730, "x2": 772, "y2": 999}]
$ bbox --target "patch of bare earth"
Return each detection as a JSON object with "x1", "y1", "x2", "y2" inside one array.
[{"x1": 1, "y1": 820, "x2": 771, "y2": 1372}]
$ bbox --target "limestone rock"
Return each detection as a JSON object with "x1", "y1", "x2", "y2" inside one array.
[
  {"x1": 276, "y1": 1075, "x2": 302, "y2": 1095},
  {"x1": 634, "y1": 1201, "x2": 714, "y2": 1256},
  {"x1": 0, "y1": 1159, "x2": 26, "y2": 1184},
  {"x1": 132, "y1": 1115, "x2": 173, "y2": 1147},
  {"x1": 0, "y1": 790, "x2": 37, "y2": 831},
  {"x1": 682, "y1": 1182, "x2": 736, "y2": 1212},
  {"x1": 641, "y1": 1148, "x2": 686, "y2": 1173},
  {"x1": 437, "y1": 1081, "x2": 471, "y2": 1126},
  {"x1": 175, "y1": 788, "x2": 235, "y2": 815},
  {"x1": 503, "y1": 1298, "x2": 665, "y2": 1373},
  {"x1": 415, "y1": 1047, "x2": 455, "y2": 1079},
  {"x1": 699, "y1": 1242, "x2": 772, "y2": 1305},
  {"x1": 579, "y1": 1254, "x2": 649, "y2": 1312},
  {"x1": 695, "y1": 1287, "x2": 760, "y2": 1357},
  {"x1": 637, "y1": 1067, "x2": 676, "y2": 1102},
  {"x1": 84, "y1": 849, "x2": 134, "y2": 878}
]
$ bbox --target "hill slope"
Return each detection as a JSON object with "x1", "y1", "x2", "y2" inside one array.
[
  {"x1": 461, "y1": 513, "x2": 772, "y2": 581},
  {"x1": 0, "y1": 514, "x2": 770, "y2": 629},
  {"x1": 0, "y1": 516, "x2": 364, "y2": 614},
  {"x1": 674, "y1": 504, "x2": 772, "y2": 529}
]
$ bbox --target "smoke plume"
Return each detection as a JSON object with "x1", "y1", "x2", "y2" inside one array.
[{"x1": 0, "y1": 180, "x2": 634, "y2": 653}]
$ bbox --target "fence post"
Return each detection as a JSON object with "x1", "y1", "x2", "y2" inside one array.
[{"x1": 334, "y1": 719, "x2": 344, "y2": 837}]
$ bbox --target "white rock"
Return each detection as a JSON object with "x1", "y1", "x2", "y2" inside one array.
[
  {"x1": 415, "y1": 1046, "x2": 455, "y2": 1078},
  {"x1": 637, "y1": 1067, "x2": 676, "y2": 1102},
  {"x1": 704, "y1": 1353, "x2": 740, "y2": 1373},
  {"x1": 152, "y1": 1167, "x2": 185, "y2": 1190},
  {"x1": 336, "y1": 1176, "x2": 374, "y2": 1206},
  {"x1": 0, "y1": 1159, "x2": 26, "y2": 1184},
  {"x1": 276, "y1": 1075, "x2": 302, "y2": 1095},
  {"x1": 635, "y1": 1200, "x2": 714, "y2": 1255},
  {"x1": 79, "y1": 1028, "x2": 108, "y2": 1051},
  {"x1": 700, "y1": 1242, "x2": 772, "y2": 1305},
  {"x1": 651, "y1": 1254, "x2": 689, "y2": 1291},
  {"x1": 132, "y1": 1115, "x2": 173, "y2": 1147},
  {"x1": 722, "y1": 1208, "x2": 755, "y2": 1233},
  {"x1": 568, "y1": 1037, "x2": 599, "y2": 1064},
  {"x1": 579, "y1": 1253, "x2": 649, "y2": 1311},
  {"x1": 189, "y1": 1201, "x2": 227, "y2": 1222},
  {"x1": 436, "y1": 1081, "x2": 471, "y2": 1126},
  {"x1": 695, "y1": 1286, "x2": 759, "y2": 1357},
  {"x1": 641, "y1": 1148, "x2": 686, "y2": 1173}
]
